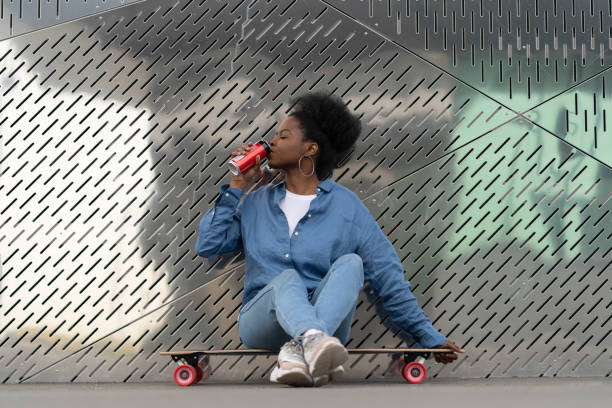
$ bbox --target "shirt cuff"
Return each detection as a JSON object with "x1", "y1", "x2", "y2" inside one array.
[
  {"x1": 413, "y1": 325, "x2": 447, "y2": 348},
  {"x1": 215, "y1": 183, "x2": 244, "y2": 206}
]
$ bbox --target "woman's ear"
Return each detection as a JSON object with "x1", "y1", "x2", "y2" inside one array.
[{"x1": 307, "y1": 142, "x2": 319, "y2": 157}]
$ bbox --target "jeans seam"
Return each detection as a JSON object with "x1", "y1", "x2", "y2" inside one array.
[
  {"x1": 313, "y1": 256, "x2": 347, "y2": 303},
  {"x1": 274, "y1": 276, "x2": 327, "y2": 338},
  {"x1": 274, "y1": 286, "x2": 295, "y2": 337}
]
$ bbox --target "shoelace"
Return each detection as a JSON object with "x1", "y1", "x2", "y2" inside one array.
[
  {"x1": 283, "y1": 339, "x2": 304, "y2": 355},
  {"x1": 274, "y1": 340, "x2": 305, "y2": 370}
]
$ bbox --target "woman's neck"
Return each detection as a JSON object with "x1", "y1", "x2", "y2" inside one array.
[{"x1": 284, "y1": 169, "x2": 321, "y2": 195}]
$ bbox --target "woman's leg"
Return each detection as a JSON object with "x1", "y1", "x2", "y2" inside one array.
[
  {"x1": 329, "y1": 306, "x2": 356, "y2": 345},
  {"x1": 309, "y1": 253, "x2": 364, "y2": 344},
  {"x1": 239, "y1": 268, "x2": 327, "y2": 349}
]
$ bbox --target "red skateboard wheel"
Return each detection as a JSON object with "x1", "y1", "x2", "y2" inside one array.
[
  {"x1": 195, "y1": 366, "x2": 203, "y2": 384},
  {"x1": 387, "y1": 358, "x2": 406, "y2": 377},
  {"x1": 174, "y1": 364, "x2": 197, "y2": 386},
  {"x1": 197, "y1": 360, "x2": 212, "y2": 382},
  {"x1": 402, "y1": 362, "x2": 426, "y2": 384}
]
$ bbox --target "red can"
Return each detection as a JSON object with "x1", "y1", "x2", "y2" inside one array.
[{"x1": 227, "y1": 140, "x2": 271, "y2": 175}]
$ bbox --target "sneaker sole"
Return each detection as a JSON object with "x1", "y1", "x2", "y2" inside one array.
[
  {"x1": 313, "y1": 374, "x2": 329, "y2": 387},
  {"x1": 308, "y1": 339, "x2": 348, "y2": 378},
  {"x1": 271, "y1": 367, "x2": 313, "y2": 387},
  {"x1": 330, "y1": 366, "x2": 344, "y2": 382}
]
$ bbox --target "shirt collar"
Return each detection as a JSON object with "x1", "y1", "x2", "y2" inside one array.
[
  {"x1": 273, "y1": 177, "x2": 336, "y2": 193},
  {"x1": 272, "y1": 178, "x2": 335, "y2": 207}
]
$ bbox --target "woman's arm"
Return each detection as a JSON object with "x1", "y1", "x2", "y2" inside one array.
[
  {"x1": 195, "y1": 183, "x2": 246, "y2": 258},
  {"x1": 354, "y1": 202, "x2": 447, "y2": 348},
  {"x1": 196, "y1": 144, "x2": 264, "y2": 258}
]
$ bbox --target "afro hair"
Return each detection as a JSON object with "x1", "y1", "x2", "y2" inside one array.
[{"x1": 289, "y1": 91, "x2": 361, "y2": 180}]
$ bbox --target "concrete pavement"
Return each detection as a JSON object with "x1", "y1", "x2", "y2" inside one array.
[{"x1": 2, "y1": 377, "x2": 610, "y2": 408}]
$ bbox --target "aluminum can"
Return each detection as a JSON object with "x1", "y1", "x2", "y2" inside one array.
[{"x1": 227, "y1": 140, "x2": 271, "y2": 175}]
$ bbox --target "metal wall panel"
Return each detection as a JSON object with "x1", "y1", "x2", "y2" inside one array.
[
  {"x1": 0, "y1": 0, "x2": 144, "y2": 39},
  {"x1": 0, "y1": 0, "x2": 610, "y2": 383},
  {"x1": 327, "y1": 0, "x2": 612, "y2": 114}
]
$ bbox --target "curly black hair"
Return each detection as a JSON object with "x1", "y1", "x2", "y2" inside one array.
[{"x1": 289, "y1": 91, "x2": 361, "y2": 180}]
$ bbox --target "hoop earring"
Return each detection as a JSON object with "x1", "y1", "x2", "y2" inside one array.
[{"x1": 298, "y1": 155, "x2": 315, "y2": 177}]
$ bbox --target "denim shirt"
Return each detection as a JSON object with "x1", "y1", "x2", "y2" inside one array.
[{"x1": 195, "y1": 177, "x2": 447, "y2": 348}]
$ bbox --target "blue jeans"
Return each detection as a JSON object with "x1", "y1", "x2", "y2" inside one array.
[{"x1": 238, "y1": 253, "x2": 364, "y2": 349}]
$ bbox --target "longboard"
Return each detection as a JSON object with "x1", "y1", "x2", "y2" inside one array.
[{"x1": 161, "y1": 348, "x2": 453, "y2": 386}]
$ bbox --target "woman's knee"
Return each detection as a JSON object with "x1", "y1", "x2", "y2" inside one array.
[
  {"x1": 239, "y1": 322, "x2": 288, "y2": 350},
  {"x1": 239, "y1": 307, "x2": 290, "y2": 349},
  {"x1": 336, "y1": 253, "x2": 364, "y2": 286},
  {"x1": 270, "y1": 268, "x2": 301, "y2": 294}
]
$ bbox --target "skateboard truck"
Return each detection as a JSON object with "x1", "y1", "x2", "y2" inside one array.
[
  {"x1": 169, "y1": 352, "x2": 209, "y2": 368},
  {"x1": 406, "y1": 351, "x2": 429, "y2": 365}
]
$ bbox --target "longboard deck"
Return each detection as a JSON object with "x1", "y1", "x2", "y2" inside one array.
[{"x1": 160, "y1": 348, "x2": 452, "y2": 356}]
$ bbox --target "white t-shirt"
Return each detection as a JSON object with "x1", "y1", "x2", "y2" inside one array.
[{"x1": 279, "y1": 189, "x2": 317, "y2": 236}]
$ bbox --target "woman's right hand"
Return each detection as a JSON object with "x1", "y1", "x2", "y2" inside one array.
[{"x1": 229, "y1": 142, "x2": 263, "y2": 190}]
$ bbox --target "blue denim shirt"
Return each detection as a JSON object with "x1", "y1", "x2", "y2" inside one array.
[{"x1": 195, "y1": 177, "x2": 447, "y2": 348}]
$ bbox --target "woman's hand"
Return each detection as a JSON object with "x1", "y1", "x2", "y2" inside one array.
[
  {"x1": 229, "y1": 142, "x2": 264, "y2": 190},
  {"x1": 433, "y1": 339, "x2": 465, "y2": 364}
]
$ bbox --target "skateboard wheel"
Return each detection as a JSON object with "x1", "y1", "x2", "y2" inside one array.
[
  {"x1": 389, "y1": 359, "x2": 406, "y2": 377},
  {"x1": 174, "y1": 364, "x2": 197, "y2": 386},
  {"x1": 402, "y1": 362, "x2": 426, "y2": 384},
  {"x1": 198, "y1": 360, "x2": 212, "y2": 382},
  {"x1": 195, "y1": 366, "x2": 203, "y2": 383}
]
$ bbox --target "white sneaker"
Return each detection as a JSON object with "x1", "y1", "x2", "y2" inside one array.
[
  {"x1": 269, "y1": 339, "x2": 313, "y2": 387},
  {"x1": 330, "y1": 365, "x2": 344, "y2": 381},
  {"x1": 313, "y1": 374, "x2": 329, "y2": 387},
  {"x1": 299, "y1": 329, "x2": 348, "y2": 378}
]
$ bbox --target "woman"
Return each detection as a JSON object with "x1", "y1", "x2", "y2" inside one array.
[{"x1": 196, "y1": 92, "x2": 464, "y2": 387}]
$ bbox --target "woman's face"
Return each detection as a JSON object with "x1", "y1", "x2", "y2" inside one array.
[{"x1": 267, "y1": 115, "x2": 318, "y2": 171}]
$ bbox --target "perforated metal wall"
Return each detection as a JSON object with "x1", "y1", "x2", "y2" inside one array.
[
  {"x1": 0, "y1": 0, "x2": 144, "y2": 39},
  {"x1": 0, "y1": 0, "x2": 610, "y2": 383}
]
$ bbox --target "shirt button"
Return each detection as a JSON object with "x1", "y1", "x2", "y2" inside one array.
[
  {"x1": 285, "y1": 253, "x2": 289, "y2": 258},
  {"x1": 308, "y1": 214, "x2": 311, "y2": 218},
  {"x1": 294, "y1": 231, "x2": 299, "y2": 235},
  {"x1": 225, "y1": 193, "x2": 229, "y2": 197},
  {"x1": 317, "y1": 188, "x2": 320, "y2": 191}
]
